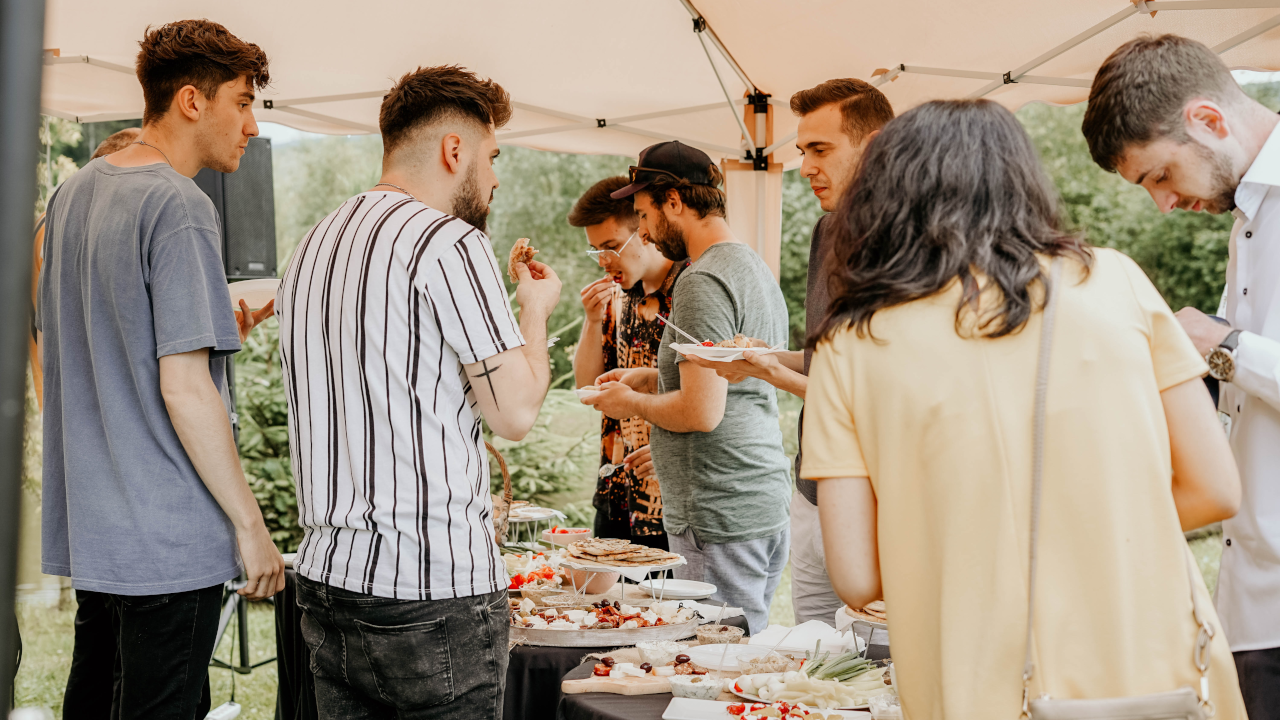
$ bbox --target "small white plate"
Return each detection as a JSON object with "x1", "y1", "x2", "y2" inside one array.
[
  {"x1": 682, "y1": 643, "x2": 768, "y2": 672},
  {"x1": 639, "y1": 578, "x2": 716, "y2": 600},
  {"x1": 508, "y1": 507, "x2": 558, "y2": 521},
  {"x1": 228, "y1": 278, "x2": 280, "y2": 310},
  {"x1": 574, "y1": 386, "x2": 601, "y2": 401},
  {"x1": 281, "y1": 552, "x2": 296, "y2": 569},
  {"x1": 670, "y1": 343, "x2": 785, "y2": 363}
]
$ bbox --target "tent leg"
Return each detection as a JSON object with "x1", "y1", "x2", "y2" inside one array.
[{"x1": 0, "y1": 0, "x2": 47, "y2": 709}]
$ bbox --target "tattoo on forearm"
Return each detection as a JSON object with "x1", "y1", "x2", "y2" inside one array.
[{"x1": 473, "y1": 359, "x2": 503, "y2": 410}]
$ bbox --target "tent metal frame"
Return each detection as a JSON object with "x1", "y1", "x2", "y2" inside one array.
[{"x1": 870, "y1": 0, "x2": 1280, "y2": 100}]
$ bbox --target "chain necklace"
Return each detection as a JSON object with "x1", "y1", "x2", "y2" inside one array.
[
  {"x1": 132, "y1": 140, "x2": 173, "y2": 168},
  {"x1": 374, "y1": 182, "x2": 416, "y2": 200}
]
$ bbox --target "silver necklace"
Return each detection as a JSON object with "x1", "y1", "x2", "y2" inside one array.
[
  {"x1": 132, "y1": 140, "x2": 173, "y2": 167},
  {"x1": 374, "y1": 182, "x2": 415, "y2": 199}
]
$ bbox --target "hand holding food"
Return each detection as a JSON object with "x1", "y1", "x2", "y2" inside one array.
[
  {"x1": 593, "y1": 367, "x2": 658, "y2": 394},
  {"x1": 580, "y1": 277, "x2": 617, "y2": 324},
  {"x1": 583, "y1": 381, "x2": 638, "y2": 420},
  {"x1": 507, "y1": 237, "x2": 539, "y2": 284}
]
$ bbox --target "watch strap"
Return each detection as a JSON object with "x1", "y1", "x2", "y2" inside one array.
[{"x1": 1221, "y1": 329, "x2": 1243, "y2": 352}]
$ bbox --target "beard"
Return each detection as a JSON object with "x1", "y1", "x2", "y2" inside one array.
[
  {"x1": 451, "y1": 161, "x2": 492, "y2": 231},
  {"x1": 650, "y1": 211, "x2": 688, "y2": 262},
  {"x1": 1193, "y1": 142, "x2": 1239, "y2": 215}
]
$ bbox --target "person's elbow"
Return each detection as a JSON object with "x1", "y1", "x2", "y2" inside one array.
[
  {"x1": 1206, "y1": 467, "x2": 1243, "y2": 524},
  {"x1": 830, "y1": 575, "x2": 881, "y2": 611},
  {"x1": 486, "y1": 407, "x2": 540, "y2": 442}
]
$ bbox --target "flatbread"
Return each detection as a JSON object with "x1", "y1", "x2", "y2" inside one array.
[
  {"x1": 589, "y1": 554, "x2": 680, "y2": 567},
  {"x1": 507, "y1": 237, "x2": 538, "y2": 283}
]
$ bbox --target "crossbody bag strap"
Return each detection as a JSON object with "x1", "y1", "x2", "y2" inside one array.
[
  {"x1": 1020, "y1": 258, "x2": 1216, "y2": 718},
  {"x1": 1021, "y1": 258, "x2": 1063, "y2": 719}
]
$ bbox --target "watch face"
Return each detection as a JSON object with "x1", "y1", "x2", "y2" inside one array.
[{"x1": 1207, "y1": 348, "x2": 1235, "y2": 381}]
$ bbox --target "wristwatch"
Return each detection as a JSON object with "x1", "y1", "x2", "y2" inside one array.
[{"x1": 1206, "y1": 329, "x2": 1243, "y2": 382}]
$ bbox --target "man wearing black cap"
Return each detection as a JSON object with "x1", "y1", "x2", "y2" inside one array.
[{"x1": 586, "y1": 141, "x2": 792, "y2": 634}]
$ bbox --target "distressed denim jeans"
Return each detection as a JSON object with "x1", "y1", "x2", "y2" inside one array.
[{"x1": 295, "y1": 575, "x2": 509, "y2": 719}]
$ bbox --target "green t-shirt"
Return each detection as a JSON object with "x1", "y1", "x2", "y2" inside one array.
[{"x1": 650, "y1": 242, "x2": 792, "y2": 544}]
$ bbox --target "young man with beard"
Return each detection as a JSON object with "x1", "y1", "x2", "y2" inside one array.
[
  {"x1": 685, "y1": 80, "x2": 893, "y2": 625},
  {"x1": 1083, "y1": 34, "x2": 1279, "y2": 718},
  {"x1": 570, "y1": 176, "x2": 687, "y2": 550},
  {"x1": 586, "y1": 141, "x2": 791, "y2": 633},
  {"x1": 278, "y1": 65, "x2": 561, "y2": 719},
  {"x1": 38, "y1": 20, "x2": 283, "y2": 718}
]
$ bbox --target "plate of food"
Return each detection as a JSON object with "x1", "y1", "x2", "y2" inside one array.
[
  {"x1": 563, "y1": 537, "x2": 685, "y2": 571},
  {"x1": 671, "y1": 335, "x2": 785, "y2": 363},
  {"x1": 542, "y1": 526, "x2": 593, "y2": 547},
  {"x1": 730, "y1": 657, "x2": 895, "y2": 711},
  {"x1": 228, "y1": 278, "x2": 280, "y2": 310},
  {"x1": 510, "y1": 598, "x2": 702, "y2": 647},
  {"x1": 638, "y1": 578, "x2": 716, "y2": 600},
  {"x1": 661, "y1": 698, "x2": 860, "y2": 720}
]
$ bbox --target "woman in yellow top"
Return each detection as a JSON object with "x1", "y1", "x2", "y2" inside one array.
[{"x1": 800, "y1": 100, "x2": 1246, "y2": 719}]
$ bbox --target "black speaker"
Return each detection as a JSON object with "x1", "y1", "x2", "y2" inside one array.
[{"x1": 193, "y1": 137, "x2": 277, "y2": 279}]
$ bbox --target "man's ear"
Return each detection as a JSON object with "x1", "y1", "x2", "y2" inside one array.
[
  {"x1": 441, "y1": 132, "x2": 464, "y2": 174},
  {"x1": 173, "y1": 85, "x2": 202, "y2": 123},
  {"x1": 664, "y1": 188, "x2": 684, "y2": 216},
  {"x1": 1185, "y1": 100, "x2": 1230, "y2": 142},
  {"x1": 859, "y1": 129, "x2": 881, "y2": 150}
]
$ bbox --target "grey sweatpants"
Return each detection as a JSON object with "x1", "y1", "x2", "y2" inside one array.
[
  {"x1": 789, "y1": 491, "x2": 846, "y2": 625},
  {"x1": 668, "y1": 526, "x2": 789, "y2": 635}
]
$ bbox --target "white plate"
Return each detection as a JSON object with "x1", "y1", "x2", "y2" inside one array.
[
  {"x1": 662, "y1": 697, "x2": 868, "y2": 719},
  {"x1": 508, "y1": 507, "x2": 558, "y2": 521},
  {"x1": 281, "y1": 552, "x2": 296, "y2": 569},
  {"x1": 670, "y1": 343, "x2": 785, "y2": 363},
  {"x1": 729, "y1": 673, "x2": 870, "y2": 711},
  {"x1": 574, "y1": 387, "x2": 601, "y2": 401},
  {"x1": 638, "y1": 578, "x2": 716, "y2": 600},
  {"x1": 228, "y1": 278, "x2": 280, "y2": 310},
  {"x1": 682, "y1": 643, "x2": 769, "y2": 672}
]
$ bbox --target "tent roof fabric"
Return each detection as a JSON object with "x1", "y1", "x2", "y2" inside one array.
[{"x1": 40, "y1": 0, "x2": 1280, "y2": 166}]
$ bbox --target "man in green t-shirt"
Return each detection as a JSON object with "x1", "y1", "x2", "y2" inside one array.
[{"x1": 587, "y1": 141, "x2": 791, "y2": 633}]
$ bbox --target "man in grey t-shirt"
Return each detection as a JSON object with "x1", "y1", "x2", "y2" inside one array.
[
  {"x1": 588, "y1": 141, "x2": 791, "y2": 633},
  {"x1": 38, "y1": 20, "x2": 282, "y2": 718},
  {"x1": 685, "y1": 80, "x2": 894, "y2": 626}
]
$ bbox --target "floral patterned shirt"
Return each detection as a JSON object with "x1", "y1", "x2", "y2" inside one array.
[{"x1": 595, "y1": 260, "x2": 689, "y2": 537}]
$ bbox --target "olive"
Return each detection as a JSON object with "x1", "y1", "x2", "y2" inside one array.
[
  {"x1": 675, "y1": 654, "x2": 691, "y2": 664},
  {"x1": 601, "y1": 656, "x2": 616, "y2": 667},
  {"x1": 613, "y1": 601, "x2": 620, "y2": 609},
  {"x1": 639, "y1": 663, "x2": 652, "y2": 672}
]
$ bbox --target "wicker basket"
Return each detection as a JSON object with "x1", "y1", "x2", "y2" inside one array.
[{"x1": 487, "y1": 441, "x2": 513, "y2": 545}]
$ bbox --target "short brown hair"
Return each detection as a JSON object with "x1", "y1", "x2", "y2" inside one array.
[
  {"x1": 638, "y1": 164, "x2": 727, "y2": 220},
  {"x1": 136, "y1": 20, "x2": 270, "y2": 126},
  {"x1": 379, "y1": 66, "x2": 512, "y2": 154},
  {"x1": 90, "y1": 127, "x2": 141, "y2": 160},
  {"x1": 1083, "y1": 34, "x2": 1240, "y2": 172},
  {"x1": 790, "y1": 79, "x2": 894, "y2": 142},
  {"x1": 568, "y1": 177, "x2": 639, "y2": 229}
]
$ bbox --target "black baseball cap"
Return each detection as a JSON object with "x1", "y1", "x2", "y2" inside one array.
[{"x1": 610, "y1": 140, "x2": 716, "y2": 199}]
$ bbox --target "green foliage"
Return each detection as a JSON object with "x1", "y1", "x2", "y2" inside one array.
[
  {"x1": 234, "y1": 318, "x2": 303, "y2": 552},
  {"x1": 780, "y1": 171, "x2": 826, "y2": 348},
  {"x1": 488, "y1": 389, "x2": 599, "y2": 504},
  {"x1": 272, "y1": 134, "x2": 384, "y2": 266}
]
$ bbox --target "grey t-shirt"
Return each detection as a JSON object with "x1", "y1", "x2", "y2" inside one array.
[
  {"x1": 38, "y1": 159, "x2": 243, "y2": 595},
  {"x1": 650, "y1": 242, "x2": 792, "y2": 544}
]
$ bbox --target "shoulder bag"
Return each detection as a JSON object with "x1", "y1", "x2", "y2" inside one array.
[{"x1": 1021, "y1": 259, "x2": 1215, "y2": 720}]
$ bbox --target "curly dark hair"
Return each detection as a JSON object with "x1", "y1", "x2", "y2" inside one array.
[
  {"x1": 379, "y1": 65, "x2": 512, "y2": 153},
  {"x1": 568, "y1": 176, "x2": 638, "y2": 229},
  {"x1": 136, "y1": 19, "x2": 270, "y2": 125},
  {"x1": 812, "y1": 99, "x2": 1092, "y2": 346}
]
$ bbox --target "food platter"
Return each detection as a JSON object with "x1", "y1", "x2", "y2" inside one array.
[
  {"x1": 562, "y1": 555, "x2": 687, "y2": 573},
  {"x1": 729, "y1": 674, "x2": 870, "y2": 711},
  {"x1": 510, "y1": 617, "x2": 702, "y2": 647},
  {"x1": 661, "y1": 698, "x2": 864, "y2": 720},
  {"x1": 670, "y1": 343, "x2": 786, "y2": 363}
]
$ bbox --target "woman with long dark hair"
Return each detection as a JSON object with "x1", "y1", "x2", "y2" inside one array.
[{"x1": 800, "y1": 100, "x2": 1246, "y2": 718}]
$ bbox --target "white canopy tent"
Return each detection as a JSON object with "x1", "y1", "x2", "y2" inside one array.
[{"x1": 38, "y1": 0, "x2": 1280, "y2": 274}]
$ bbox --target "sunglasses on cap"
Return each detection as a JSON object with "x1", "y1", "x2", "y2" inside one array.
[{"x1": 628, "y1": 165, "x2": 683, "y2": 183}]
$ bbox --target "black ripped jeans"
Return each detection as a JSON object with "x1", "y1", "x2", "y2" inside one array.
[{"x1": 295, "y1": 575, "x2": 509, "y2": 720}]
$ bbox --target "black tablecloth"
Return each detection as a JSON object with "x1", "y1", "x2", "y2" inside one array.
[
  {"x1": 557, "y1": 641, "x2": 891, "y2": 720},
  {"x1": 505, "y1": 614, "x2": 751, "y2": 720},
  {"x1": 273, "y1": 570, "x2": 750, "y2": 720}
]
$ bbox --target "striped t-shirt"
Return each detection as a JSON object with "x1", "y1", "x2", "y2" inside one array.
[{"x1": 278, "y1": 191, "x2": 524, "y2": 600}]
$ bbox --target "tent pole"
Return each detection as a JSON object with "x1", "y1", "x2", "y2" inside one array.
[
  {"x1": 678, "y1": 0, "x2": 758, "y2": 93},
  {"x1": 696, "y1": 30, "x2": 754, "y2": 156},
  {"x1": 1212, "y1": 12, "x2": 1280, "y2": 52},
  {"x1": 0, "y1": 0, "x2": 47, "y2": 708}
]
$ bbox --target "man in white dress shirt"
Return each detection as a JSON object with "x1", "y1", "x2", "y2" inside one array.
[{"x1": 1083, "y1": 34, "x2": 1280, "y2": 718}]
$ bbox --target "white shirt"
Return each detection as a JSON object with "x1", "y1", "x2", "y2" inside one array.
[
  {"x1": 278, "y1": 191, "x2": 524, "y2": 600},
  {"x1": 1216, "y1": 122, "x2": 1280, "y2": 651}
]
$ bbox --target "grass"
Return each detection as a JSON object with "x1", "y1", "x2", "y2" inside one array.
[{"x1": 13, "y1": 598, "x2": 279, "y2": 718}]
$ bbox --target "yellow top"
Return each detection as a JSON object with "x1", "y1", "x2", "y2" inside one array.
[{"x1": 801, "y1": 249, "x2": 1244, "y2": 720}]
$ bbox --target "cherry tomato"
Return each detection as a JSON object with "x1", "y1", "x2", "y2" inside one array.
[
  {"x1": 701, "y1": 341, "x2": 714, "y2": 347},
  {"x1": 727, "y1": 703, "x2": 746, "y2": 716}
]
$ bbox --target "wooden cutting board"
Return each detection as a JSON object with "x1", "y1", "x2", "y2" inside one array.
[{"x1": 561, "y1": 675, "x2": 672, "y2": 695}]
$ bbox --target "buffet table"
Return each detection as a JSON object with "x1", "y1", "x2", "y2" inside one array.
[{"x1": 273, "y1": 569, "x2": 750, "y2": 720}]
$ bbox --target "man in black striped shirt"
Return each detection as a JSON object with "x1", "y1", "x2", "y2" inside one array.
[{"x1": 278, "y1": 66, "x2": 561, "y2": 719}]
